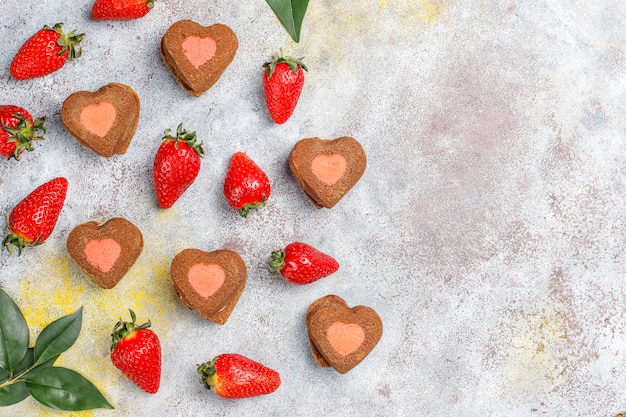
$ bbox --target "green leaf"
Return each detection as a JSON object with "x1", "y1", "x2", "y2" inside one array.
[
  {"x1": 266, "y1": 0, "x2": 310, "y2": 42},
  {"x1": 18, "y1": 348, "x2": 58, "y2": 373},
  {"x1": 37, "y1": 355, "x2": 59, "y2": 369},
  {"x1": 24, "y1": 367, "x2": 113, "y2": 411},
  {"x1": 0, "y1": 381, "x2": 29, "y2": 406},
  {"x1": 34, "y1": 307, "x2": 82, "y2": 366},
  {"x1": 0, "y1": 288, "x2": 29, "y2": 373},
  {"x1": 14, "y1": 348, "x2": 34, "y2": 376},
  {"x1": 13, "y1": 348, "x2": 57, "y2": 376},
  {"x1": 0, "y1": 349, "x2": 60, "y2": 406}
]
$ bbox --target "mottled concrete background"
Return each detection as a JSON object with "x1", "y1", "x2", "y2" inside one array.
[{"x1": 1, "y1": 0, "x2": 626, "y2": 416}]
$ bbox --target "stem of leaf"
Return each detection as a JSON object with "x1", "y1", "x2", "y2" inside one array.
[{"x1": 0, "y1": 367, "x2": 32, "y2": 389}]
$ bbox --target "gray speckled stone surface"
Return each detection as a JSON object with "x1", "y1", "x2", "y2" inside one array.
[{"x1": 1, "y1": 1, "x2": 626, "y2": 416}]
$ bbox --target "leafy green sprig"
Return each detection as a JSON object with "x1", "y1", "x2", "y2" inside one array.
[
  {"x1": 0, "y1": 288, "x2": 113, "y2": 411},
  {"x1": 265, "y1": 0, "x2": 310, "y2": 43}
]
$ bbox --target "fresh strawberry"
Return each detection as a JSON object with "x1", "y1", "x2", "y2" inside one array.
[
  {"x1": 153, "y1": 123, "x2": 204, "y2": 209},
  {"x1": 92, "y1": 0, "x2": 155, "y2": 21},
  {"x1": 10, "y1": 23, "x2": 84, "y2": 80},
  {"x1": 223, "y1": 152, "x2": 271, "y2": 218},
  {"x1": 263, "y1": 49, "x2": 307, "y2": 124},
  {"x1": 2, "y1": 177, "x2": 68, "y2": 255},
  {"x1": 0, "y1": 105, "x2": 46, "y2": 160},
  {"x1": 197, "y1": 353, "x2": 280, "y2": 399},
  {"x1": 110, "y1": 310, "x2": 161, "y2": 394},
  {"x1": 268, "y1": 242, "x2": 339, "y2": 285}
]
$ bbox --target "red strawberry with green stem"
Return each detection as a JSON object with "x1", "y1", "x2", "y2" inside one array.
[
  {"x1": 10, "y1": 23, "x2": 84, "y2": 80},
  {"x1": 223, "y1": 152, "x2": 271, "y2": 218},
  {"x1": 197, "y1": 353, "x2": 280, "y2": 399},
  {"x1": 153, "y1": 123, "x2": 204, "y2": 209},
  {"x1": 110, "y1": 310, "x2": 161, "y2": 394},
  {"x1": 263, "y1": 49, "x2": 307, "y2": 124},
  {"x1": 2, "y1": 177, "x2": 68, "y2": 255},
  {"x1": 92, "y1": 0, "x2": 155, "y2": 21},
  {"x1": 0, "y1": 105, "x2": 46, "y2": 160},
  {"x1": 268, "y1": 242, "x2": 339, "y2": 285}
]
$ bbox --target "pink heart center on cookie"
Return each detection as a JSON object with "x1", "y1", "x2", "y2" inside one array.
[
  {"x1": 326, "y1": 322, "x2": 365, "y2": 356},
  {"x1": 84, "y1": 238, "x2": 122, "y2": 273},
  {"x1": 182, "y1": 36, "x2": 217, "y2": 69},
  {"x1": 311, "y1": 154, "x2": 347, "y2": 186},
  {"x1": 79, "y1": 101, "x2": 117, "y2": 138},
  {"x1": 188, "y1": 263, "x2": 225, "y2": 298}
]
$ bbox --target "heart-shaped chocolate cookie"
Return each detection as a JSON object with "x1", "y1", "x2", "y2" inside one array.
[
  {"x1": 306, "y1": 294, "x2": 382, "y2": 374},
  {"x1": 67, "y1": 218, "x2": 144, "y2": 289},
  {"x1": 61, "y1": 83, "x2": 140, "y2": 157},
  {"x1": 289, "y1": 136, "x2": 366, "y2": 208},
  {"x1": 170, "y1": 248, "x2": 247, "y2": 324},
  {"x1": 306, "y1": 294, "x2": 349, "y2": 368},
  {"x1": 161, "y1": 20, "x2": 238, "y2": 97}
]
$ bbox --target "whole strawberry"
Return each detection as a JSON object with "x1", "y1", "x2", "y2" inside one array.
[
  {"x1": 197, "y1": 353, "x2": 280, "y2": 399},
  {"x1": 2, "y1": 177, "x2": 68, "y2": 255},
  {"x1": 111, "y1": 310, "x2": 161, "y2": 394},
  {"x1": 268, "y1": 242, "x2": 339, "y2": 285},
  {"x1": 0, "y1": 105, "x2": 46, "y2": 160},
  {"x1": 263, "y1": 49, "x2": 307, "y2": 124},
  {"x1": 10, "y1": 23, "x2": 84, "y2": 80},
  {"x1": 223, "y1": 152, "x2": 271, "y2": 218},
  {"x1": 153, "y1": 123, "x2": 204, "y2": 209},
  {"x1": 92, "y1": 0, "x2": 155, "y2": 21}
]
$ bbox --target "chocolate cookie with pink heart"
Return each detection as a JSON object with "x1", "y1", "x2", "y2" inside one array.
[
  {"x1": 67, "y1": 218, "x2": 144, "y2": 289},
  {"x1": 289, "y1": 136, "x2": 366, "y2": 208},
  {"x1": 305, "y1": 294, "x2": 348, "y2": 368},
  {"x1": 61, "y1": 83, "x2": 140, "y2": 157},
  {"x1": 161, "y1": 20, "x2": 238, "y2": 97},
  {"x1": 170, "y1": 248, "x2": 247, "y2": 325},
  {"x1": 306, "y1": 294, "x2": 382, "y2": 374}
]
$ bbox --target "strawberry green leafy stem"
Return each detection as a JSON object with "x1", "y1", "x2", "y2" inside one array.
[
  {"x1": 0, "y1": 289, "x2": 113, "y2": 410},
  {"x1": 46, "y1": 23, "x2": 84, "y2": 60},
  {"x1": 1, "y1": 228, "x2": 42, "y2": 256},
  {"x1": 1, "y1": 112, "x2": 46, "y2": 160},
  {"x1": 239, "y1": 195, "x2": 267, "y2": 218},
  {"x1": 163, "y1": 123, "x2": 204, "y2": 157},
  {"x1": 265, "y1": 0, "x2": 310, "y2": 43},
  {"x1": 111, "y1": 309, "x2": 152, "y2": 350},
  {"x1": 267, "y1": 249, "x2": 286, "y2": 277},
  {"x1": 264, "y1": 48, "x2": 307, "y2": 78},
  {"x1": 197, "y1": 359, "x2": 217, "y2": 390}
]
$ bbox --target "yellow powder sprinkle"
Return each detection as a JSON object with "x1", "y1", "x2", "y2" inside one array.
[
  {"x1": 305, "y1": 0, "x2": 448, "y2": 43},
  {"x1": 391, "y1": 0, "x2": 449, "y2": 25},
  {"x1": 419, "y1": 1, "x2": 445, "y2": 23},
  {"x1": 16, "y1": 406, "x2": 94, "y2": 417},
  {"x1": 502, "y1": 305, "x2": 573, "y2": 395},
  {"x1": 14, "y1": 232, "x2": 179, "y2": 415}
]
